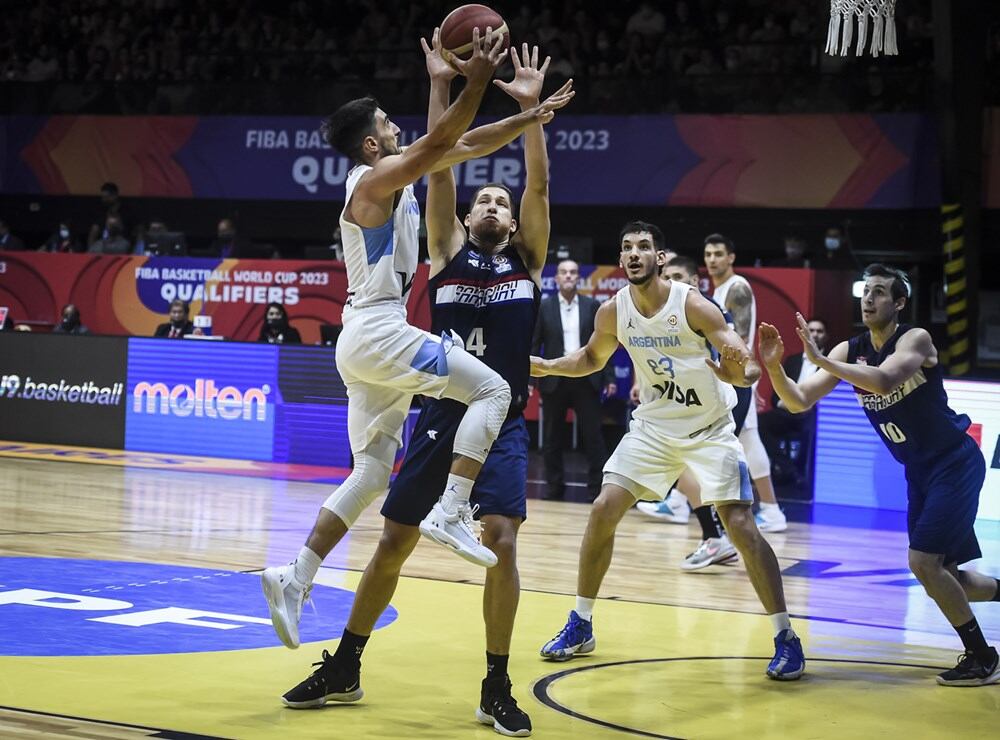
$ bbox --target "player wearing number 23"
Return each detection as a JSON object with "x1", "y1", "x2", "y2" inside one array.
[{"x1": 759, "y1": 263, "x2": 999, "y2": 687}]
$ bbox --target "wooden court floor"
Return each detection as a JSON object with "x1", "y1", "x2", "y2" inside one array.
[{"x1": 1, "y1": 455, "x2": 999, "y2": 739}]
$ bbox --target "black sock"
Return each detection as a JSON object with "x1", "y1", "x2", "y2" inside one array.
[
  {"x1": 993, "y1": 579, "x2": 1000, "y2": 602},
  {"x1": 954, "y1": 618, "x2": 993, "y2": 663},
  {"x1": 486, "y1": 651, "x2": 509, "y2": 680},
  {"x1": 333, "y1": 629, "x2": 369, "y2": 668},
  {"x1": 694, "y1": 505, "x2": 721, "y2": 540}
]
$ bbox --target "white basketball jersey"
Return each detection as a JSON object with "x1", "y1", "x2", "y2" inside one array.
[
  {"x1": 617, "y1": 282, "x2": 736, "y2": 437},
  {"x1": 711, "y1": 273, "x2": 756, "y2": 346},
  {"x1": 340, "y1": 164, "x2": 421, "y2": 311}
]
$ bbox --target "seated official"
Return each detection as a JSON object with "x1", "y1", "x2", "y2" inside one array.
[
  {"x1": 154, "y1": 299, "x2": 195, "y2": 338},
  {"x1": 258, "y1": 302, "x2": 301, "y2": 344},
  {"x1": 52, "y1": 304, "x2": 89, "y2": 335}
]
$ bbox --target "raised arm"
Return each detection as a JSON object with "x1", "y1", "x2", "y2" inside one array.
[
  {"x1": 531, "y1": 299, "x2": 619, "y2": 378},
  {"x1": 495, "y1": 44, "x2": 554, "y2": 278},
  {"x1": 758, "y1": 322, "x2": 843, "y2": 412},
  {"x1": 428, "y1": 79, "x2": 573, "y2": 173},
  {"x1": 793, "y1": 313, "x2": 935, "y2": 396},
  {"x1": 357, "y1": 27, "x2": 506, "y2": 203},
  {"x1": 424, "y1": 31, "x2": 467, "y2": 274},
  {"x1": 686, "y1": 290, "x2": 760, "y2": 387}
]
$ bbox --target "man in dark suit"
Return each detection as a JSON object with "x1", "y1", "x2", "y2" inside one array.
[
  {"x1": 154, "y1": 299, "x2": 194, "y2": 338},
  {"x1": 532, "y1": 259, "x2": 617, "y2": 501},
  {"x1": 759, "y1": 317, "x2": 829, "y2": 482}
]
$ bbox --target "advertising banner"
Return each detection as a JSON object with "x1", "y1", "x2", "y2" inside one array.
[
  {"x1": 0, "y1": 252, "x2": 431, "y2": 344},
  {"x1": 814, "y1": 379, "x2": 1000, "y2": 522},
  {"x1": 1, "y1": 113, "x2": 940, "y2": 208},
  {"x1": 0, "y1": 333, "x2": 127, "y2": 448}
]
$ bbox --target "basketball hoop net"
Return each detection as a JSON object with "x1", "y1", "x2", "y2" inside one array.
[{"x1": 826, "y1": 0, "x2": 898, "y2": 57}]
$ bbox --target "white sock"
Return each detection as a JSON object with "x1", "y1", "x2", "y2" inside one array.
[
  {"x1": 441, "y1": 474, "x2": 474, "y2": 513},
  {"x1": 575, "y1": 596, "x2": 596, "y2": 622},
  {"x1": 293, "y1": 546, "x2": 322, "y2": 586},
  {"x1": 769, "y1": 611, "x2": 794, "y2": 636},
  {"x1": 760, "y1": 501, "x2": 781, "y2": 512}
]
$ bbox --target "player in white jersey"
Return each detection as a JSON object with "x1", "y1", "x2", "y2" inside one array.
[
  {"x1": 534, "y1": 222, "x2": 805, "y2": 681},
  {"x1": 704, "y1": 233, "x2": 787, "y2": 533},
  {"x1": 261, "y1": 28, "x2": 576, "y2": 656}
]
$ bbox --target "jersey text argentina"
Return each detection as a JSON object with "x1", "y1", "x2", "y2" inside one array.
[
  {"x1": 616, "y1": 282, "x2": 736, "y2": 437},
  {"x1": 340, "y1": 164, "x2": 421, "y2": 311}
]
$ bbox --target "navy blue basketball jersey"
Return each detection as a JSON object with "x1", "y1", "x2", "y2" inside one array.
[
  {"x1": 847, "y1": 325, "x2": 971, "y2": 467},
  {"x1": 429, "y1": 242, "x2": 541, "y2": 410}
]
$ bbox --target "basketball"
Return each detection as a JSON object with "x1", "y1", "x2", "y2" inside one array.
[{"x1": 439, "y1": 4, "x2": 510, "y2": 62}]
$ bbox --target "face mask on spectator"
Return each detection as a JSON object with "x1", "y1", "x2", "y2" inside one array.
[
  {"x1": 62, "y1": 314, "x2": 78, "y2": 329},
  {"x1": 267, "y1": 317, "x2": 284, "y2": 329},
  {"x1": 219, "y1": 230, "x2": 235, "y2": 241},
  {"x1": 59, "y1": 227, "x2": 70, "y2": 239},
  {"x1": 825, "y1": 237, "x2": 841, "y2": 251}
]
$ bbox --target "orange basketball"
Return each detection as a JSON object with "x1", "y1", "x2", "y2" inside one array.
[{"x1": 439, "y1": 4, "x2": 510, "y2": 62}]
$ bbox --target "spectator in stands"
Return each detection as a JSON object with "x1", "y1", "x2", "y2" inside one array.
[
  {"x1": 626, "y1": 2, "x2": 667, "y2": 38},
  {"x1": 257, "y1": 302, "x2": 301, "y2": 344},
  {"x1": 52, "y1": 304, "x2": 89, "y2": 335},
  {"x1": 89, "y1": 182, "x2": 126, "y2": 247},
  {"x1": 209, "y1": 218, "x2": 248, "y2": 258},
  {"x1": 814, "y1": 226, "x2": 855, "y2": 269},
  {"x1": 133, "y1": 219, "x2": 169, "y2": 256},
  {"x1": 41, "y1": 222, "x2": 82, "y2": 253},
  {"x1": 759, "y1": 317, "x2": 830, "y2": 485},
  {"x1": 0, "y1": 219, "x2": 25, "y2": 251},
  {"x1": 88, "y1": 215, "x2": 131, "y2": 254},
  {"x1": 25, "y1": 44, "x2": 60, "y2": 81},
  {"x1": 771, "y1": 235, "x2": 810, "y2": 268},
  {"x1": 154, "y1": 299, "x2": 194, "y2": 338}
]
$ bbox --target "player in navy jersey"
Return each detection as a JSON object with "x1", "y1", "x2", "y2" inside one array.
[
  {"x1": 299, "y1": 44, "x2": 559, "y2": 736},
  {"x1": 759, "y1": 263, "x2": 1000, "y2": 686}
]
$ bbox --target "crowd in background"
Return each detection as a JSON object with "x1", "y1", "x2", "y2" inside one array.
[{"x1": 0, "y1": 0, "x2": 974, "y2": 113}]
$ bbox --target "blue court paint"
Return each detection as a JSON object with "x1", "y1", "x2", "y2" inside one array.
[{"x1": 0, "y1": 557, "x2": 396, "y2": 657}]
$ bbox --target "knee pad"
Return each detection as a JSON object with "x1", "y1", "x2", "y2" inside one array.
[
  {"x1": 739, "y1": 427, "x2": 771, "y2": 480},
  {"x1": 452, "y1": 378, "x2": 511, "y2": 464},
  {"x1": 323, "y1": 435, "x2": 396, "y2": 527}
]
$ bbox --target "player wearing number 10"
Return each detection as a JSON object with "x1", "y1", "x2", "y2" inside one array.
[{"x1": 760, "y1": 263, "x2": 1000, "y2": 687}]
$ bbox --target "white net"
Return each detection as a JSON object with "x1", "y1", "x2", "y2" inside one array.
[{"x1": 826, "y1": 0, "x2": 898, "y2": 57}]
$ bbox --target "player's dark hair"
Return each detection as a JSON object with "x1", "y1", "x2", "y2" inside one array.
[
  {"x1": 322, "y1": 97, "x2": 380, "y2": 162},
  {"x1": 468, "y1": 183, "x2": 516, "y2": 214},
  {"x1": 862, "y1": 263, "x2": 911, "y2": 301},
  {"x1": 619, "y1": 220, "x2": 665, "y2": 250},
  {"x1": 704, "y1": 233, "x2": 734, "y2": 253},
  {"x1": 666, "y1": 255, "x2": 700, "y2": 277}
]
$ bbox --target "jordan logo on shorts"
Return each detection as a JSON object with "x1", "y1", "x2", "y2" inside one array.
[{"x1": 427, "y1": 429, "x2": 438, "y2": 440}]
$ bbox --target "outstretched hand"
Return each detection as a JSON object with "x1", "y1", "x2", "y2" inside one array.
[
  {"x1": 494, "y1": 43, "x2": 549, "y2": 106},
  {"x1": 421, "y1": 27, "x2": 458, "y2": 82},
  {"x1": 705, "y1": 344, "x2": 750, "y2": 385},
  {"x1": 525, "y1": 79, "x2": 575, "y2": 125},
  {"x1": 446, "y1": 26, "x2": 508, "y2": 86},
  {"x1": 757, "y1": 322, "x2": 785, "y2": 370},
  {"x1": 794, "y1": 312, "x2": 823, "y2": 364}
]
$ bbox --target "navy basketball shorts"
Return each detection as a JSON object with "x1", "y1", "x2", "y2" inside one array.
[
  {"x1": 906, "y1": 434, "x2": 986, "y2": 566},
  {"x1": 382, "y1": 399, "x2": 529, "y2": 526}
]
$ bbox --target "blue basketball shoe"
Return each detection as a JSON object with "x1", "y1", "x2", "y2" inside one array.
[
  {"x1": 540, "y1": 610, "x2": 595, "y2": 661},
  {"x1": 767, "y1": 629, "x2": 805, "y2": 680}
]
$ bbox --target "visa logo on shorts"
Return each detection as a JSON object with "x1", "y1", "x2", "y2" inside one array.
[{"x1": 132, "y1": 379, "x2": 270, "y2": 421}]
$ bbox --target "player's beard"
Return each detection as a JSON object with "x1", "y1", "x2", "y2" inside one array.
[
  {"x1": 627, "y1": 263, "x2": 657, "y2": 286},
  {"x1": 470, "y1": 219, "x2": 510, "y2": 250}
]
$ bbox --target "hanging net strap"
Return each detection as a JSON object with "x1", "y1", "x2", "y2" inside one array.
[{"x1": 826, "y1": 0, "x2": 898, "y2": 57}]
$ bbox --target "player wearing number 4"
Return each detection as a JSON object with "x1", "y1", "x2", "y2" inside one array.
[
  {"x1": 281, "y1": 43, "x2": 569, "y2": 736},
  {"x1": 759, "y1": 263, "x2": 1000, "y2": 687},
  {"x1": 265, "y1": 26, "x2": 573, "y2": 711},
  {"x1": 535, "y1": 223, "x2": 805, "y2": 681}
]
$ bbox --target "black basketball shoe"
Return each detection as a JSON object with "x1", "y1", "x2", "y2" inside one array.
[
  {"x1": 936, "y1": 648, "x2": 1000, "y2": 687},
  {"x1": 282, "y1": 650, "x2": 363, "y2": 708},
  {"x1": 476, "y1": 676, "x2": 532, "y2": 737}
]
